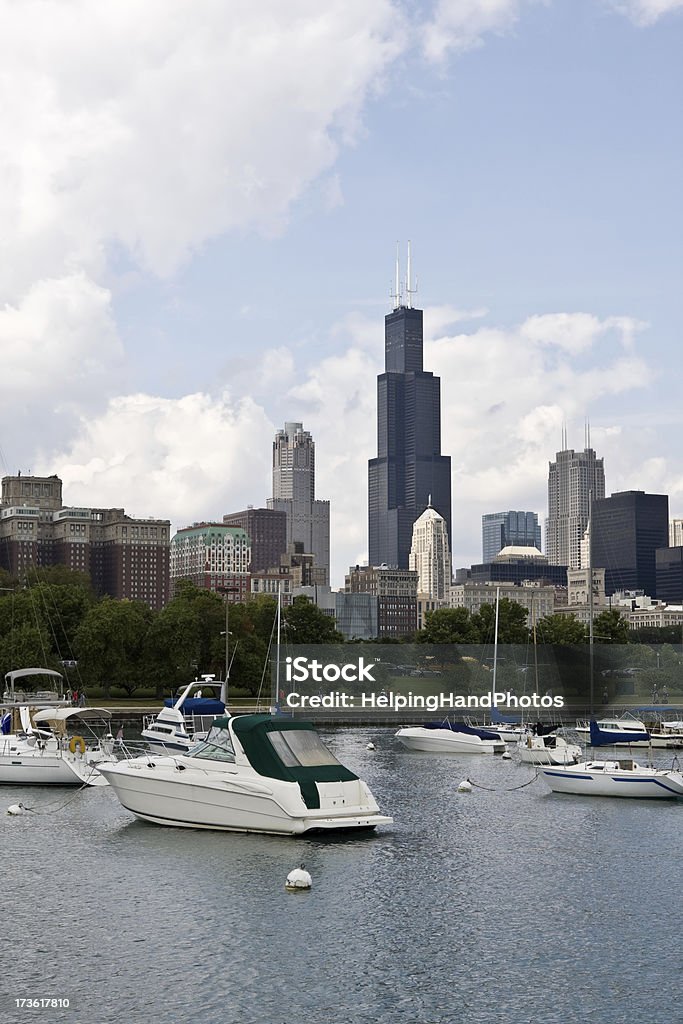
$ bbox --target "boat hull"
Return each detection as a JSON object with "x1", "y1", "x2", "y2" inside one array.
[
  {"x1": 97, "y1": 760, "x2": 391, "y2": 834},
  {"x1": 539, "y1": 763, "x2": 683, "y2": 799},
  {"x1": 0, "y1": 752, "x2": 106, "y2": 786},
  {"x1": 395, "y1": 727, "x2": 505, "y2": 754}
]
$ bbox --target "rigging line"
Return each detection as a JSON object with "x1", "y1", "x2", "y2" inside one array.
[
  {"x1": 467, "y1": 771, "x2": 541, "y2": 793},
  {"x1": 19, "y1": 771, "x2": 101, "y2": 813}
]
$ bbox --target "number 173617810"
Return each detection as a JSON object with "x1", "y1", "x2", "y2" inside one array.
[{"x1": 15, "y1": 999, "x2": 70, "y2": 1009}]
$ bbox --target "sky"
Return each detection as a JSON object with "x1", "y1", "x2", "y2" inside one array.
[{"x1": 0, "y1": 0, "x2": 681, "y2": 588}]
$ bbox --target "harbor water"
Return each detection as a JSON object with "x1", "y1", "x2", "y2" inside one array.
[{"x1": 2, "y1": 727, "x2": 681, "y2": 1024}]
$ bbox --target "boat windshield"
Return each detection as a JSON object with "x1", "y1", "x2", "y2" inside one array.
[
  {"x1": 267, "y1": 729, "x2": 342, "y2": 768},
  {"x1": 187, "y1": 726, "x2": 236, "y2": 763}
]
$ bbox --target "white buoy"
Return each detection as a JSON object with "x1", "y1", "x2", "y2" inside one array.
[
  {"x1": 285, "y1": 864, "x2": 312, "y2": 891},
  {"x1": 501, "y1": 751, "x2": 512, "y2": 760},
  {"x1": 7, "y1": 802, "x2": 28, "y2": 815},
  {"x1": 366, "y1": 742, "x2": 375, "y2": 751},
  {"x1": 457, "y1": 780, "x2": 473, "y2": 793}
]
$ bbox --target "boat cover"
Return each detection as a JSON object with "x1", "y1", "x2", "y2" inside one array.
[
  {"x1": 230, "y1": 714, "x2": 358, "y2": 809},
  {"x1": 589, "y1": 720, "x2": 650, "y2": 746},
  {"x1": 424, "y1": 721, "x2": 502, "y2": 741},
  {"x1": 164, "y1": 697, "x2": 225, "y2": 714}
]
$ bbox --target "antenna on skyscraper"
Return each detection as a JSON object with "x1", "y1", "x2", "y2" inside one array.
[
  {"x1": 585, "y1": 417, "x2": 591, "y2": 451},
  {"x1": 390, "y1": 241, "x2": 402, "y2": 310},
  {"x1": 405, "y1": 240, "x2": 418, "y2": 309}
]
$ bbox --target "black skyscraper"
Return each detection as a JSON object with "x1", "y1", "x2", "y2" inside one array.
[
  {"x1": 591, "y1": 490, "x2": 669, "y2": 598},
  {"x1": 368, "y1": 297, "x2": 452, "y2": 569}
]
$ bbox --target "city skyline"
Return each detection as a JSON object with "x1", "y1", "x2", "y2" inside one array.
[{"x1": 0, "y1": 2, "x2": 681, "y2": 588}]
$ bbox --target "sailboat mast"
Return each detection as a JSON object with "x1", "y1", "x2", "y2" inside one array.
[
  {"x1": 492, "y1": 586, "x2": 500, "y2": 692},
  {"x1": 588, "y1": 488, "x2": 594, "y2": 715}
]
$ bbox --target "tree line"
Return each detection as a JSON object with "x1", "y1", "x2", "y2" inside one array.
[{"x1": 0, "y1": 567, "x2": 679, "y2": 699}]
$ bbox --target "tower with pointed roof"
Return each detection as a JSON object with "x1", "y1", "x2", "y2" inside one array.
[{"x1": 409, "y1": 500, "x2": 452, "y2": 600}]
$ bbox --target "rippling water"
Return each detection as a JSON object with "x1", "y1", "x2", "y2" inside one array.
[{"x1": 2, "y1": 729, "x2": 681, "y2": 1024}]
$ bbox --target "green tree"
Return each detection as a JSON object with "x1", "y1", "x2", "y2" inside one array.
[
  {"x1": 145, "y1": 582, "x2": 226, "y2": 695},
  {"x1": 592, "y1": 609, "x2": 630, "y2": 644},
  {"x1": 283, "y1": 596, "x2": 343, "y2": 644},
  {"x1": 535, "y1": 613, "x2": 586, "y2": 645},
  {"x1": 472, "y1": 599, "x2": 529, "y2": 644},
  {"x1": 417, "y1": 607, "x2": 480, "y2": 644},
  {"x1": 75, "y1": 597, "x2": 153, "y2": 697}
]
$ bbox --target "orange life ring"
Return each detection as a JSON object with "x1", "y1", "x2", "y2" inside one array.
[{"x1": 69, "y1": 735, "x2": 86, "y2": 755}]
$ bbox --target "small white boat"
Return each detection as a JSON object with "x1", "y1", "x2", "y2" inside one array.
[
  {"x1": 0, "y1": 706, "x2": 114, "y2": 786},
  {"x1": 518, "y1": 731, "x2": 582, "y2": 766},
  {"x1": 539, "y1": 759, "x2": 683, "y2": 799},
  {"x1": 3, "y1": 668, "x2": 72, "y2": 708},
  {"x1": 575, "y1": 714, "x2": 651, "y2": 747},
  {"x1": 395, "y1": 721, "x2": 507, "y2": 754},
  {"x1": 97, "y1": 713, "x2": 392, "y2": 834},
  {"x1": 141, "y1": 676, "x2": 225, "y2": 753}
]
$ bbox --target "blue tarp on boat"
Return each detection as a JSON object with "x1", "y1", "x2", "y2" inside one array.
[
  {"x1": 589, "y1": 720, "x2": 650, "y2": 746},
  {"x1": 424, "y1": 721, "x2": 503, "y2": 741}
]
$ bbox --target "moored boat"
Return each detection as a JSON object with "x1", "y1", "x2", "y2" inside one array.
[
  {"x1": 395, "y1": 721, "x2": 507, "y2": 754},
  {"x1": 141, "y1": 675, "x2": 225, "y2": 753},
  {"x1": 0, "y1": 706, "x2": 114, "y2": 786},
  {"x1": 97, "y1": 714, "x2": 392, "y2": 834},
  {"x1": 538, "y1": 720, "x2": 683, "y2": 798}
]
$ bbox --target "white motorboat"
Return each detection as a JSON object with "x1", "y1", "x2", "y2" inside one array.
[
  {"x1": 0, "y1": 706, "x2": 114, "y2": 786},
  {"x1": 395, "y1": 721, "x2": 507, "y2": 754},
  {"x1": 539, "y1": 759, "x2": 683, "y2": 799},
  {"x1": 518, "y1": 730, "x2": 582, "y2": 766},
  {"x1": 97, "y1": 713, "x2": 393, "y2": 834},
  {"x1": 141, "y1": 675, "x2": 225, "y2": 753}
]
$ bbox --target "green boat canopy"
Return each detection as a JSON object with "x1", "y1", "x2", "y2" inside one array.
[{"x1": 228, "y1": 714, "x2": 358, "y2": 810}]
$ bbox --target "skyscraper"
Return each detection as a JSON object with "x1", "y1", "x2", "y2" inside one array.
[
  {"x1": 368, "y1": 247, "x2": 451, "y2": 569},
  {"x1": 409, "y1": 503, "x2": 452, "y2": 600},
  {"x1": 591, "y1": 490, "x2": 669, "y2": 597},
  {"x1": 482, "y1": 510, "x2": 542, "y2": 562},
  {"x1": 267, "y1": 421, "x2": 330, "y2": 584},
  {"x1": 546, "y1": 441, "x2": 605, "y2": 569}
]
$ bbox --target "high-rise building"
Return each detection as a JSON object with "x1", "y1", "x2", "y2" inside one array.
[
  {"x1": 169, "y1": 523, "x2": 250, "y2": 600},
  {"x1": 670, "y1": 519, "x2": 683, "y2": 547},
  {"x1": 546, "y1": 443, "x2": 605, "y2": 569},
  {"x1": 222, "y1": 507, "x2": 287, "y2": 572},
  {"x1": 368, "y1": 248, "x2": 451, "y2": 570},
  {"x1": 482, "y1": 510, "x2": 542, "y2": 562},
  {"x1": 655, "y1": 547, "x2": 683, "y2": 604},
  {"x1": 0, "y1": 474, "x2": 170, "y2": 609},
  {"x1": 591, "y1": 491, "x2": 669, "y2": 597},
  {"x1": 267, "y1": 422, "x2": 330, "y2": 585},
  {"x1": 409, "y1": 503, "x2": 452, "y2": 601},
  {"x1": 345, "y1": 564, "x2": 418, "y2": 637}
]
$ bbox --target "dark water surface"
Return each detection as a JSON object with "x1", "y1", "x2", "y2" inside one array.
[{"x1": 1, "y1": 729, "x2": 681, "y2": 1024}]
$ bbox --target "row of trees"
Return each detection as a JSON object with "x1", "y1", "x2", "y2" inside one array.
[
  {"x1": 0, "y1": 567, "x2": 341, "y2": 698},
  {"x1": 0, "y1": 567, "x2": 680, "y2": 698}
]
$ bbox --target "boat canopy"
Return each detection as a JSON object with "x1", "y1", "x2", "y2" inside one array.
[
  {"x1": 424, "y1": 720, "x2": 502, "y2": 741},
  {"x1": 32, "y1": 707, "x2": 112, "y2": 723},
  {"x1": 228, "y1": 714, "x2": 358, "y2": 809},
  {"x1": 589, "y1": 720, "x2": 650, "y2": 747},
  {"x1": 5, "y1": 668, "x2": 64, "y2": 684}
]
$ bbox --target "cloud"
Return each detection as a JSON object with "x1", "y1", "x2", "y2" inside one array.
[
  {"x1": 609, "y1": 0, "x2": 683, "y2": 26},
  {"x1": 0, "y1": 0, "x2": 404, "y2": 295},
  {"x1": 38, "y1": 392, "x2": 276, "y2": 528},
  {"x1": 422, "y1": 0, "x2": 539, "y2": 63}
]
